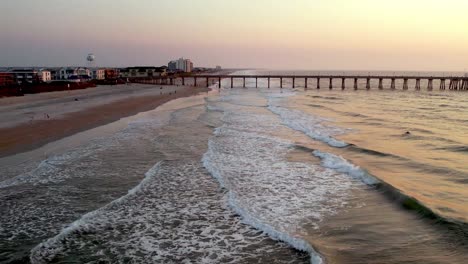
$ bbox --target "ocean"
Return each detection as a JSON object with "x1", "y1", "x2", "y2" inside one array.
[{"x1": 0, "y1": 70, "x2": 467, "y2": 263}]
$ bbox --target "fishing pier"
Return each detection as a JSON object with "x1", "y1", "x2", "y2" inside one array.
[{"x1": 136, "y1": 75, "x2": 468, "y2": 91}]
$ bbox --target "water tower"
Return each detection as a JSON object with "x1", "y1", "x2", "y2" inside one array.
[{"x1": 86, "y1": 53, "x2": 96, "y2": 68}]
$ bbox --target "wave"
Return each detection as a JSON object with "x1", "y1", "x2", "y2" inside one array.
[
  {"x1": 267, "y1": 104, "x2": 348, "y2": 148},
  {"x1": 308, "y1": 148, "x2": 468, "y2": 236},
  {"x1": 202, "y1": 93, "x2": 372, "y2": 263},
  {"x1": 203, "y1": 151, "x2": 323, "y2": 264},
  {"x1": 226, "y1": 191, "x2": 323, "y2": 264},
  {"x1": 433, "y1": 145, "x2": 468, "y2": 153},
  {"x1": 307, "y1": 95, "x2": 343, "y2": 100},
  {"x1": 348, "y1": 145, "x2": 402, "y2": 158},
  {"x1": 0, "y1": 146, "x2": 100, "y2": 189},
  {"x1": 312, "y1": 150, "x2": 379, "y2": 185},
  {"x1": 348, "y1": 143, "x2": 468, "y2": 182},
  {"x1": 0, "y1": 113, "x2": 169, "y2": 189},
  {"x1": 29, "y1": 161, "x2": 163, "y2": 263},
  {"x1": 307, "y1": 104, "x2": 327, "y2": 108},
  {"x1": 306, "y1": 148, "x2": 468, "y2": 237}
]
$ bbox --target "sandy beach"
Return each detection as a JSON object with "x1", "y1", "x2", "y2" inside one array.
[{"x1": 0, "y1": 84, "x2": 209, "y2": 157}]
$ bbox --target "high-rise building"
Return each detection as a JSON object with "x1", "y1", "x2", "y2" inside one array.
[
  {"x1": 168, "y1": 58, "x2": 193, "y2": 72},
  {"x1": 168, "y1": 61, "x2": 177, "y2": 71},
  {"x1": 185, "y1": 59, "x2": 193, "y2": 73}
]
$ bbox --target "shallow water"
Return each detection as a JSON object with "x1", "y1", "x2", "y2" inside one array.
[
  {"x1": 1, "y1": 72, "x2": 467, "y2": 263},
  {"x1": 0, "y1": 91, "x2": 309, "y2": 263},
  {"x1": 205, "y1": 76, "x2": 468, "y2": 263}
]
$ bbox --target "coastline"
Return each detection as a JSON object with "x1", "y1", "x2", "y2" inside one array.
[{"x1": 0, "y1": 84, "x2": 209, "y2": 158}]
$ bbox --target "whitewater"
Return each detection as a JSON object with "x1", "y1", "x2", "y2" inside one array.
[{"x1": 1, "y1": 71, "x2": 467, "y2": 263}]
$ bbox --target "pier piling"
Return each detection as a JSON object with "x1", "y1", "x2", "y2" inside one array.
[
  {"x1": 462, "y1": 79, "x2": 468, "y2": 90},
  {"x1": 428, "y1": 79, "x2": 433, "y2": 90},
  {"x1": 440, "y1": 79, "x2": 446, "y2": 90},
  {"x1": 167, "y1": 74, "x2": 467, "y2": 92}
]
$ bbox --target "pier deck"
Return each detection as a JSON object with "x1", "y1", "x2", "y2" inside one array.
[{"x1": 134, "y1": 74, "x2": 468, "y2": 91}]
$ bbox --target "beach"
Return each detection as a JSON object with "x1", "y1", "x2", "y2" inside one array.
[
  {"x1": 0, "y1": 72, "x2": 467, "y2": 263},
  {"x1": 0, "y1": 84, "x2": 209, "y2": 157}
]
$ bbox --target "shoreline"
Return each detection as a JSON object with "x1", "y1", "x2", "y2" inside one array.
[{"x1": 0, "y1": 84, "x2": 209, "y2": 158}]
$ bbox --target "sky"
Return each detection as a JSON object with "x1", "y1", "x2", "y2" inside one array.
[{"x1": 1, "y1": 0, "x2": 468, "y2": 71}]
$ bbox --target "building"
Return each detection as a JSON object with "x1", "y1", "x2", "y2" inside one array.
[
  {"x1": 104, "y1": 68, "x2": 119, "y2": 79},
  {"x1": 0, "y1": 73, "x2": 15, "y2": 86},
  {"x1": 168, "y1": 58, "x2": 193, "y2": 73},
  {"x1": 119, "y1": 66, "x2": 167, "y2": 78},
  {"x1": 39, "y1": 70, "x2": 51, "y2": 82},
  {"x1": 186, "y1": 59, "x2": 193, "y2": 73},
  {"x1": 176, "y1": 59, "x2": 185, "y2": 72},
  {"x1": 46, "y1": 68, "x2": 61, "y2": 80},
  {"x1": 91, "y1": 68, "x2": 105, "y2": 80},
  {"x1": 9, "y1": 69, "x2": 41, "y2": 84},
  {"x1": 58, "y1": 67, "x2": 91, "y2": 81},
  {"x1": 168, "y1": 61, "x2": 177, "y2": 71}
]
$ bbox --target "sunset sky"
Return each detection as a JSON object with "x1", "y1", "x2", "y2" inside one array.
[{"x1": 1, "y1": 0, "x2": 468, "y2": 71}]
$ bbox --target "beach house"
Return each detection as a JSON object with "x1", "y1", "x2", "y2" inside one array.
[
  {"x1": 58, "y1": 67, "x2": 92, "y2": 81},
  {"x1": 91, "y1": 68, "x2": 105, "y2": 80},
  {"x1": 119, "y1": 66, "x2": 167, "y2": 78}
]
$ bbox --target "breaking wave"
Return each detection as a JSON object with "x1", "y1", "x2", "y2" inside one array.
[
  {"x1": 203, "y1": 92, "x2": 365, "y2": 263},
  {"x1": 267, "y1": 96, "x2": 348, "y2": 148}
]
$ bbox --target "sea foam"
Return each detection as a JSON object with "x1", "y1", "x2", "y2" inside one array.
[
  {"x1": 30, "y1": 97, "x2": 310, "y2": 263},
  {"x1": 203, "y1": 91, "x2": 363, "y2": 263},
  {"x1": 29, "y1": 161, "x2": 164, "y2": 263},
  {"x1": 313, "y1": 150, "x2": 380, "y2": 185},
  {"x1": 31, "y1": 159, "x2": 310, "y2": 263},
  {"x1": 267, "y1": 102, "x2": 348, "y2": 148}
]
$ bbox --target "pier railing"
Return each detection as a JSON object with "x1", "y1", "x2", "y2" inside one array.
[{"x1": 134, "y1": 75, "x2": 468, "y2": 91}]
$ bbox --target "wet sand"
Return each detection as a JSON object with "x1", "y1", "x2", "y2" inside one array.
[{"x1": 0, "y1": 84, "x2": 209, "y2": 157}]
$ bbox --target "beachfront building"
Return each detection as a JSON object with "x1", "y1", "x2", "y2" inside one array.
[
  {"x1": 9, "y1": 69, "x2": 41, "y2": 84},
  {"x1": 46, "y1": 68, "x2": 61, "y2": 80},
  {"x1": 119, "y1": 66, "x2": 167, "y2": 78},
  {"x1": 168, "y1": 58, "x2": 193, "y2": 73},
  {"x1": 39, "y1": 70, "x2": 51, "y2": 82},
  {"x1": 0, "y1": 73, "x2": 15, "y2": 86},
  {"x1": 91, "y1": 68, "x2": 105, "y2": 80},
  {"x1": 104, "y1": 69, "x2": 119, "y2": 79},
  {"x1": 168, "y1": 61, "x2": 177, "y2": 71},
  {"x1": 5, "y1": 68, "x2": 52, "y2": 83},
  {"x1": 186, "y1": 60, "x2": 193, "y2": 73},
  {"x1": 58, "y1": 67, "x2": 92, "y2": 81}
]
